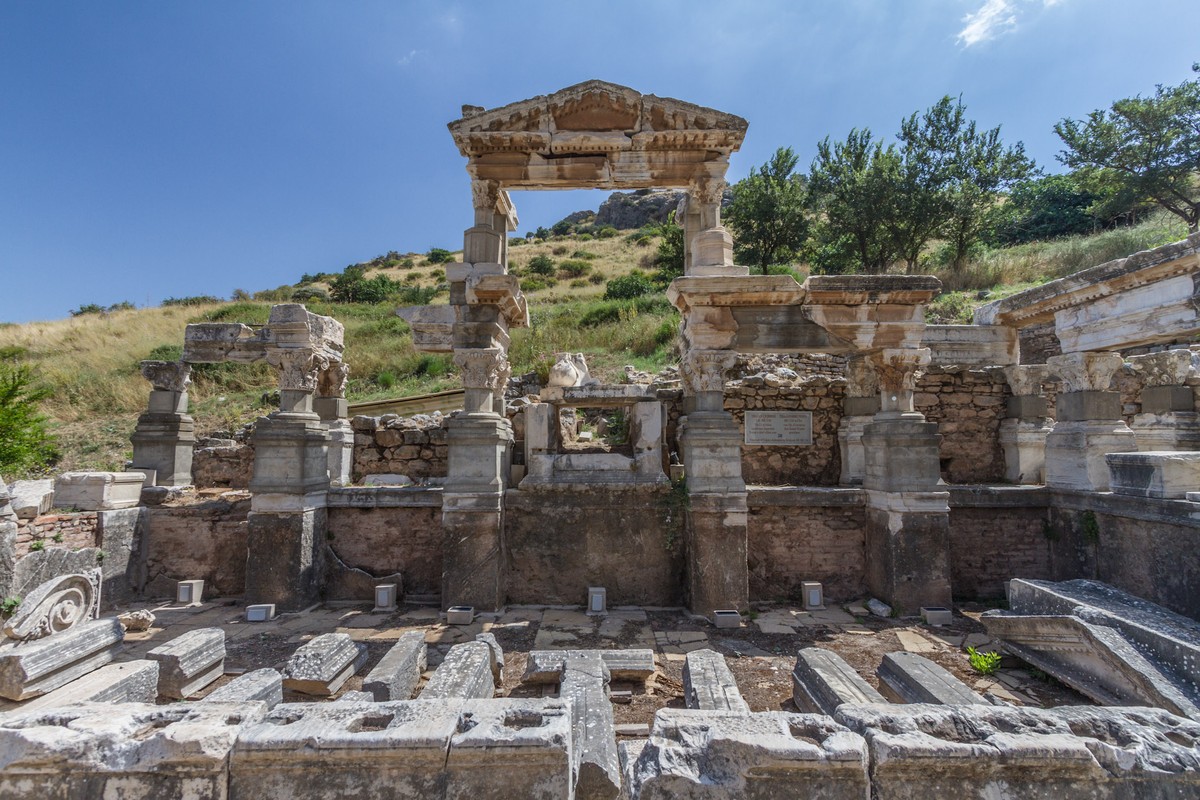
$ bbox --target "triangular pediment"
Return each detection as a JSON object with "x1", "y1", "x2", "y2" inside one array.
[{"x1": 448, "y1": 80, "x2": 747, "y2": 158}]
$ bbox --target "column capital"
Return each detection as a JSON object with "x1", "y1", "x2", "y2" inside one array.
[
  {"x1": 316, "y1": 362, "x2": 350, "y2": 398},
  {"x1": 867, "y1": 348, "x2": 930, "y2": 412},
  {"x1": 1046, "y1": 352, "x2": 1123, "y2": 393},
  {"x1": 1003, "y1": 364, "x2": 1052, "y2": 397},
  {"x1": 470, "y1": 179, "x2": 503, "y2": 211},
  {"x1": 681, "y1": 349, "x2": 738, "y2": 394},
  {"x1": 267, "y1": 348, "x2": 328, "y2": 392},
  {"x1": 845, "y1": 355, "x2": 879, "y2": 398},
  {"x1": 140, "y1": 360, "x2": 191, "y2": 393},
  {"x1": 453, "y1": 347, "x2": 508, "y2": 392},
  {"x1": 1127, "y1": 350, "x2": 1200, "y2": 388}
]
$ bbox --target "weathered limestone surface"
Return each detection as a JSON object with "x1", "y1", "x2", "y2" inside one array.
[
  {"x1": 0, "y1": 701, "x2": 265, "y2": 800},
  {"x1": 8, "y1": 479, "x2": 53, "y2": 519},
  {"x1": 420, "y1": 641, "x2": 496, "y2": 700},
  {"x1": 876, "y1": 652, "x2": 988, "y2": 706},
  {"x1": 53, "y1": 471, "x2": 144, "y2": 511},
  {"x1": 0, "y1": 617, "x2": 122, "y2": 701},
  {"x1": 626, "y1": 709, "x2": 868, "y2": 799},
  {"x1": 1106, "y1": 451, "x2": 1200, "y2": 499},
  {"x1": 837, "y1": 702, "x2": 1200, "y2": 799},
  {"x1": 230, "y1": 699, "x2": 572, "y2": 799},
  {"x1": 561, "y1": 654, "x2": 620, "y2": 800},
  {"x1": 923, "y1": 324, "x2": 1018, "y2": 367},
  {"x1": 281, "y1": 632, "x2": 367, "y2": 696},
  {"x1": 147, "y1": 627, "x2": 226, "y2": 699},
  {"x1": 362, "y1": 630, "x2": 426, "y2": 702},
  {"x1": 792, "y1": 647, "x2": 886, "y2": 715},
  {"x1": 682, "y1": 649, "x2": 749, "y2": 713},
  {"x1": 18, "y1": 659, "x2": 159, "y2": 711},
  {"x1": 204, "y1": 667, "x2": 283, "y2": 708},
  {"x1": 245, "y1": 508, "x2": 327, "y2": 612},
  {"x1": 523, "y1": 648, "x2": 656, "y2": 684}
]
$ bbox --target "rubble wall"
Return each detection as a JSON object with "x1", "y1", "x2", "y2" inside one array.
[
  {"x1": 914, "y1": 366, "x2": 1009, "y2": 485},
  {"x1": 142, "y1": 495, "x2": 251, "y2": 597},
  {"x1": 504, "y1": 486, "x2": 685, "y2": 606},
  {"x1": 325, "y1": 505, "x2": 444, "y2": 596},
  {"x1": 1018, "y1": 320, "x2": 1061, "y2": 364},
  {"x1": 948, "y1": 506, "x2": 1053, "y2": 600},
  {"x1": 14, "y1": 512, "x2": 99, "y2": 558},
  {"x1": 349, "y1": 415, "x2": 449, "y2": 482},
  {"x1": 747, "y1": 490, "x2": 866, "y2": 602},
  {"x1": 726, "y1": 381, "x2": 845, "y2": 486},
  {"x1": 191, "y1": 443, "x2": 254, "y2": 489}
]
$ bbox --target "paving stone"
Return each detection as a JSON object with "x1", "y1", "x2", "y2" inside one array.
[
  {"x1": 420, "y1": 641, "x2": 495, "y2": 699},
  {"x1": 18, "y1": 660, "x2": 159, "y2": 711},
  {"x1": 560, "y1": 654, "x2": 620, "y2": 799},
  {"x1": 683, "y1": 649, "x2": 749, "y2": 713},
  {"x1": 147, "y1": 627, "x2": 226, "y2": 699},
  {"x1": 523, "y1": 649, "x2": 656, "y2": 684},
  {"x1": 717, "y1": 639, "x2": 772, "y2": 658},
  {"x1": 756, "y1": 622, "x2": 798, "y2": 635},
  {"x1": 792, "y1": 647, "x2": 886, "y2": 715},
  {"x1": 0, "y1": 618, "x2": 123, "y2": 701},
  {"x1": 894, "y1": 629, "x2": 937, "y2": 654},
  {"x1": 809, "y1": 607, "x2": 856, "y2": 625},
  {"x1": 281, "y1": 633, "x2": 368, "y2": 696},
  {"x1": 877, "y1": 651, "x2": 989, "y2": 706},
  {"x1": 358, "y1": 631, "x2": 424, "y2": 703},
  {"x1": 203, "y1": 668, "x2": 283, "y2": 708}
]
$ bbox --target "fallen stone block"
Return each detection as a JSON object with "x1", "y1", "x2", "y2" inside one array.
[
  {"x1": 362, "y1": 630, "x2": 426, "y2": 702},
  {"x1": 1106, "y1": 451, "x2": 1200, "y2": 499},
  {"x1": 0, "y1": 617, "x2": 123, "y2": 701},
  {"x1": 421, "y1": 641, "x2": 495, "y2": 699},
  {"x1": 281, "y1": 633, "x2": 367, "y2": 697},
  {"x1": 53, "y1": 471, "x2": 145, "y2": 511},
  {"x1": 18, "y1": 659, "x2": 159, "y2": 711},
  {"x1": 475, "y1": 631, "x2": 504, "y2": 684},
  {"x1": 561, "y1": 654, "x2": 620, "y2": 800},
  {"x1": 117, "y1": 609, "x2": 155, "y2": 632},
  {"x1": 877, "y1": 652, "x2": 988, "y2": 706},
  {"x1": 230, "y1": 699, "x2": 572, "y2": 800},
  {"x1": 147, "y1": 627, "x2": 226, "y2": 699},
  {"x1": 683, "y1": 649, "x2": 749, "y2": 713},
  {"x1": 0, "y1": 701, "x2": 264, "y2": 799},
  {"x1": 334, "y1": 690, "x2": 374, "y2": 703},
  {"x1": 792, "y1": 647, "x2": 886, "y2": 715},
  {"x1": 836, "y1": 703, "x2": 1200, "y2": 799},
  {"x1": 523, "y1": 648, "x2": 656, "y2": 684},
  {"x1": 204, "y1": 668, "x2": 283, "y2": 708},
  {"x1": 7, "y1": 479, "x2": 53, "y2": 519},
  {"x1": 626, "y1": 709, "x2": 868, "y2": 799}
]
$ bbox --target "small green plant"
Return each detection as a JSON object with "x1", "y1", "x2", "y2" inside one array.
[
  {"x1": 604, "y1": 273, "x2": 656, "y2": 300},
  {"x1": 52, "y1": 532, "x2": 63, "y2": 543},
  {"x1": 0, "y1": 596, "x2": 21, "y2": 617},
  {"x1": 29, "y1": 539, "x2": 45, "y2": 552},
  {"x1": 966, "y1": 646, "x2": 1002, "y2": 675},
  {"x1": 95, "y1": 551, "x2": 104, "y2": 564},
  {"x1": 1080, "y1": 510, "x2": 1100, "y2": 543},
  {"x1": 558, "y1": 259, "x2": 592, "y2": 278}
]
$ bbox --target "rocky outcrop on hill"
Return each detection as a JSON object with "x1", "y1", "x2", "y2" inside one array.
[{"x1": 595, "y1": 190, "x2": 684, "y2": 229}]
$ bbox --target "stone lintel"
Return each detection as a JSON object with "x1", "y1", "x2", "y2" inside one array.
[
  {"x1": 362, "y1": 631, "x2": 427, "y2": 702},
  {"x1": 877, "y1": 652, "x2": 988, "y2": 706},
  {"x1": 792, "y1": 647, "x2": 886, "y2": 715}
]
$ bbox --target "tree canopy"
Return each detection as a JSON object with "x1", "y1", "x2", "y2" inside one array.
[{"x1": 725, "y1": 147, "x2": 810, "y2": 274}]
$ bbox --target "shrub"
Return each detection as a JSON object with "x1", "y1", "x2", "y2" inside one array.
[
  {"x1": 509, "y1": 237, "x2": 526, "y2": 247},
  {"x1": 162, "y1": 295, "x2": 222, "y2": 307},
  {"x1": 528, "y1": 255, "x2": 556, "y2": 276},
  {"x1": 71, "y1": 300, "x2": 136, "y2": 316},
  {"x1": 252, "y1": 285, "x2": 294, "y2": 302},
  {"x1": 572, "y1": 250, "x2": 598, "y2": 260},
  {"x1": 520, "y1": 277, "x2": 548, "y2": 293},
  {"x1": 376, "y1": 370, "x2": 397, "y2": 390},
  {"x1": 588, "y1": 273, "x2": 606, "y2": 285},
  {"x1": 604, "y1": 273, "x2": 656, "y2": 300},
  {"x1": 558, "y1": 259, "x2": 592, "y2": 278},
  {"x1": 0, "y1": 361, "x2": 57, "y2": 475},
  {"x1": 329, "y1": 265, "x2": 402, "y2": 303},
  {"x1": 146, "y1": 344, "x2": 184, "y2": 362},
  {"x1": 576, "y1": 233, "x2": 593, "y2": 241},
  {"x1": 569, "y1": 279, "x2": 588, "y2": 288},
  {"x1": 595, "y1": 226, "x2": 618, "y2": 239},
  {"x1": 426, "y1": 248, "x2": 454, "y2": 264},
  {"x1": 966, "y1": 646, "x2": 1002, "y2": 675},
  {"x1": 399, "y1": 258, "x2": 415, "y2": 269},
  {"x1": 291, "y1": 286, "x2": 330, "y2": 302},
  {"x1": 396, "y1": 284, "x2": 441, "y2": 305},
  {"x1": 552, "y1": 245, "x2": 569, "y2": 256}
]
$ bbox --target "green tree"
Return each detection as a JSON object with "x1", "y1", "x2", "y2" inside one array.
[
  {"x1": 426, "y1": 248, "x2": 454, "y2": 264},
  {"x1": 1055, "y1": 66, "x2": 1200, "y2": 233},
  {"x1": 988, "y1": 173, "x2": 1101, "y2": 245},
  {"x1": 808, "y1": 129, "x2": 899, "y2": 273},
  {"x1": 886, "y1": 98, "x2": 962, "y2": 272},
  {"x1": 652, "y1": 211, "x2": 685, "y2": 281},
  {"x1": 725, "y1": 147, "x2": 810, "y2": 273},
  {"x1": 0, "y1": 361, "x2": 58, "y2": 475}
]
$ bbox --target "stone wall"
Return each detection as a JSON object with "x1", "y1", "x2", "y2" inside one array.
[
  {"x1": 350, "y1": 414, "x2": 448, "y2": 482},
  {"x1": 948, "y1": 506, "x2": 1053, "y2": 600},
  {"x1": 915, "y1": 366, "x2": 1009, "y2": 484},
  {"x1": 191, "y1": 442, "x2": 254, "y2": 489},
  {"x1": 1018, "y1": 321, "x2": 1060, "y2": 364},
  {"x1": 326, "y1": 502, "x2": 444, "y2": 597},
  {"x1": 14, "y1": 512, "x2": 99, "y2": 558},
  {"x1": 505, "y1": 485, "x2": 685, "y2": 606},
  {"x1": 746, "y1": 488, "x2": 865, "y2": 602},
  {"x1": 726, "y1": 380, "x2": 845, "y2": 486},
  {"x1": 142, "y1": 494, "x2": 251, "y2": 598}
]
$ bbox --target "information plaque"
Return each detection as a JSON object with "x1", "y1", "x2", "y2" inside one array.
[{"x1": 744, "y1": 411, "x2": 813, "y2": 446}]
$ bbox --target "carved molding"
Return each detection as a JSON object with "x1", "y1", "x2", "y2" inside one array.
[
  {"x1": 140, "y1": 360, "x2": 192, "y2": 393},
  {"x1": 688, "y1": 175, "x2": 727, "y2": 207},
  {"x1": 471, "y1": 179, "x2": 502, "y2": 212},
  {"x1": 3, "y1": 570, "x2": 101, "y2": 641},
  {"x1": 267, "y1": 349, "x2": 328, "y2": 392},
  {"x1": 681, "y1": 349, "x2": 738, "y2": 394},
  {"x1": 317, "y1": 362, "x2": 350, "y2": 398},
  {"x1": 454, "y1": 347, "x2": 508, "y2": 392},
  {"x1": 1046, "y1": 352, "x2": 1124, "y2": 394}
]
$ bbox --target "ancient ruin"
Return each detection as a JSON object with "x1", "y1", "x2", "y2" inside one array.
[{"x1": 2, "y1": 80, "x2": 1200, "y2": 796}]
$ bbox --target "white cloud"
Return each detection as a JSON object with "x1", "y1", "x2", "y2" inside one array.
[
  {"x1": 397, "y1": 49, "x2": 425, "y2": 67},
  {"x1": 957, "y1": 0, "x2": 1019, "y2": 47}
]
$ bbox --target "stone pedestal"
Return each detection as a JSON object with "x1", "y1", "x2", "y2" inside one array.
[
  {"x1": 1130, "y1": 412, "x2": 1200, "y2": 452},
  {"x1": 862, "y1": 416, "x2": 951, "y2": 614},
  {"x1": 679, "y1": 410, "x2": 748, "y2": 616},
  {"x1": 442, "y1": 413, "x2": 512, "y2": 611},
  {"x1": 245, "y1": 508, "x2": 326, "y2": 611},
  {"x1": 837, "y1": 415, "x2": 873, "y2": 486},
  {"x1": 999, "y1": 417, "x2": 1053, "y2": 485},
  {"x1": 130, "y1": 402, "x2": 195, "y2": 487},
  {"x1": 1044, "y1": 391, "x2": 1137, "y2": 492}
]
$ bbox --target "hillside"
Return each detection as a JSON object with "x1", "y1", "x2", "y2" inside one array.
[{"x1": 0, "y1": 210, "x2": 1189, "y2": 478}]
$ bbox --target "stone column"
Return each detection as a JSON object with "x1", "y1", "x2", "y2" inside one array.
[
  {"x1": 246, "y1": 349, "x2": 332, "y2": 611},
  {"x1": 314, "y1": 363, "x2": 353, "y2": 487},
  {"x1": 678, "y1": 349, "x2": 747, "y2": 617},
  {"x1": 442, "y1": 347, "x2": 512, "y2": 611},
  {"x1": 862, "y1": 348, "x2": 952, "y2": 614},
  {"x1": 837, "y1": 356, "x2": 880, "y2": 486},
  {"x1": 1127, "y1": 350, "x2": 1200, "y2": 451},
  {"x1": 999, "y1": 365, "x2": 1054, "y2": 485},
  {"x1": 463, "y1": 180, "x2": 505, "y2": 268},
  {"x1": 684, "y1": 175, "x2": 747, "y2": 278},
  {"x1": 131, "y1": 361, "x2": 196, "y2": 486},
  {"x1": 1044, "y1": 352, "x2": 1137, "y2": 491}
]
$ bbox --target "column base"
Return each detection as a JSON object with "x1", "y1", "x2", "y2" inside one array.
[
  {"x1": 999, "y1": 417, "x2": 1053, "y2": 485},
  {"x1": 245, "y1": 508, "x2": 327, "y2": 611},
  {"x1": 685, "y1": 492, "x2": 748, "y2": 617},
  {"x1": 131, "y1": 414, "x2": 195, "y2": 487},
  {"x1": 1044, "y1": 420, "x2": 1138, "y2": 491},
  {"x1": 1130, "y1": 412, "x2": 1200, "y2": 452},
  {"x1": 864, "y1": 490, "x2": 952, "y2": 615}
]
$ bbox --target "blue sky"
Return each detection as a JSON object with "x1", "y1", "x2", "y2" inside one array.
[{"x1": 1, "y1": 0, "x2": 1196, "y2": 323}]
